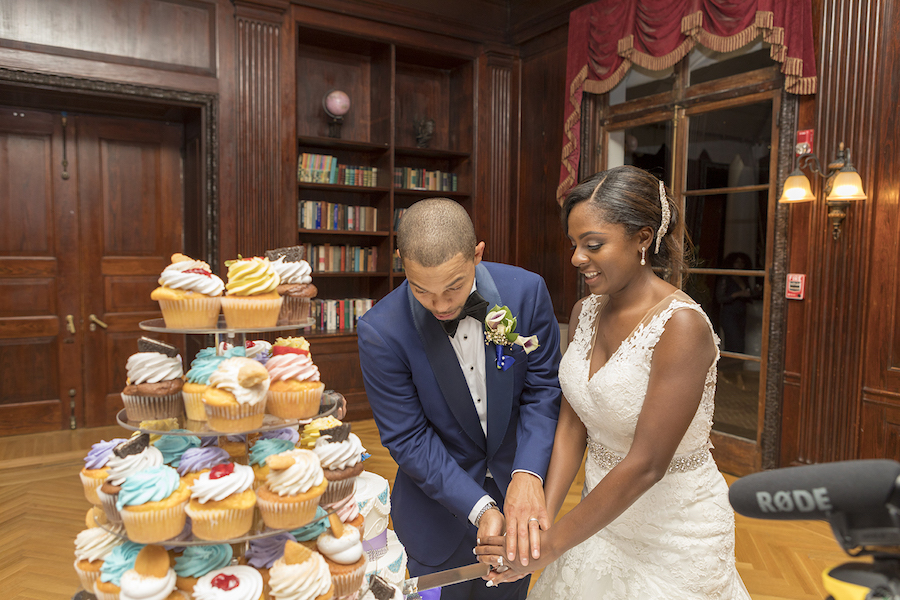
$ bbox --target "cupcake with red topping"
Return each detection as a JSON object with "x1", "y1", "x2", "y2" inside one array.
[
  {"x1": 194, "y1": 565, "x2": 264, "y2": 600},
  {"x1": 185, "y1": 462, "x2": 257, "y2": 541},
  {"x1": 256, "y1": 448, "x2": 327, "y2": 530},
  {"x1": 151, "y1": 253, "x2": 225, "y2": 329},
  {"x1": 266, "y1": 337, "x2": 324, "y2": 420},
  {"x1": 220, "y1": 256, "x2": 282, "y2": 328},
  {"x1": 80, "y1": 438, "x2": 128, "y2": 506},
  {"x1": 176, "y1": 446, "x2": 231, "y2": 486}
]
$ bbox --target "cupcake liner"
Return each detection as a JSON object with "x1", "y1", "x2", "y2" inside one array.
[
  {"x1": 74, "y1": 559, "x2": 102, "y2": 591},
  {"x1": 221, "y1": 296, "x2": 283, "y2": 329},
  {"x1": 203, "y1": 399, "x2": 267, "y2": 433},
  {"x1": 320, "y1": 475, "x2": 358, "y2": 507},
  {"x1": 185, "y1": 504, "x2": 255, "y2": 541},
  {"x1": 329, "y1": 557, "x2": 367, "y2": 598},
  {"x1": 93, "y1": 581, "x2": 120, "y2": 600},
  {"x1": 277, "y1": 296, "x2": 311, "y2": 325},
  {"x1": 80, "y1": 471, "x2": 105, "y2": 506},
  {"x1": 157, "y1": 297, "x2": 222, "y2": 329},
  {"x1": 256, "y1": 493, "x2": 321, "y2": 530},
  {"x1": 120, "y1": 500, "x2": 189, "y2": 544},
  {"x1": 182, "y1": 390, "x2": 207, "y2": 421},
  {"x1": 121, "y1": 392, "x2": 184, "y2": 421},
  {"x1": 266, "y1": 384, "x2": 324, "y2": 420},
  {"x1": 97, "y1": 488, "x2": 123, "y2": 525}
]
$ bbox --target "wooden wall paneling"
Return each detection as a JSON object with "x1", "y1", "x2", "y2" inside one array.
[
  {"x1": 475, "y1": 50, "x2": 518, "y2": 265},
  {"x1": 516, "y1": 26, "x2": 577, "y2": 322},
  {"x1": 781, "y1": 0, "x2": 883, "y2": 465},
  {"x1": 308, "y1": 334, "x2": 371, "y2": 420},
  {"x1": 858, "y1": 392, "x2": 900, "y2": 459},
  {"x1": 233, "y1": 0, "x2": 291, "y2": 257}
]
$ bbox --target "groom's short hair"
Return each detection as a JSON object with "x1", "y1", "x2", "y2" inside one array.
[{"x1": 397, "y1": 198, "x2": 477, "y2": 267}]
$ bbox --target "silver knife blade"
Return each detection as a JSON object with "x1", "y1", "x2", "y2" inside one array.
[{"x1": 401, "y1": 562, "x2": 490, "y2": 596}]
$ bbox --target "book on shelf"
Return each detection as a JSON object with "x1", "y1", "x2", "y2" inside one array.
[
  {"x1": 311, "y1": 298, "x2": 374, "y2": 332},
  {"x1": 298, "y1": 243, "x2": 378, "y2": 273},
  {"x1": 393, "y1": 207, "x2": 407, "y2": 230},
  {"x1": 299, "y1": 201, "x2": 378, "y2": 232},
  {"x1": 298, "y1": 152, "x2": 379, "y2": 187},
  {"x1": 393, "y1": 167, "x2": 458, "y2": 192}
]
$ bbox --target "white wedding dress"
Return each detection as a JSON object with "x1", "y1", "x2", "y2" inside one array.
[{"x1": 529, "y1": 291, "x2": 751, "y2": 599}]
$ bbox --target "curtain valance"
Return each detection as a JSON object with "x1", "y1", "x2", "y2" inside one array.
[{"x1": 558, "y1": 0, "x2": 817, "y2": 203}]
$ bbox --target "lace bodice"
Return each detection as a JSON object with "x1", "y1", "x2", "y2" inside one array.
[{"x1": 561, "y1": 291, "x2": 719, "y2": 457}]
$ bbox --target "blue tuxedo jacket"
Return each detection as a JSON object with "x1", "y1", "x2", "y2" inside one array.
[{"x1": 357, "y1": 262, "x2": 561, "y2": 566}]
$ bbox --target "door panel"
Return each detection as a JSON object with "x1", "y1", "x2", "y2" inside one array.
[
  {"x1": 0, "y1": 108, "x2": 81, "y2": 434},
  {"x1": 77, "y1": 116, "x2": 186, "y2": 427}
]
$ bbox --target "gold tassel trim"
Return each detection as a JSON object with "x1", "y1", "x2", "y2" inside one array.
[{"x1": 557, "y1": 64, "x2": 589, "y2": 204}]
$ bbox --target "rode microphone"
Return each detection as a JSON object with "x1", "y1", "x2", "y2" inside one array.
[{"x1": 729, "y1": 460, "x2": 900, "y2": 551}]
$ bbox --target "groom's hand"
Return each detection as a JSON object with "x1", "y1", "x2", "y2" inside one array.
[{"x1": 503, "y1": 472, "x2": 550, "y2": 566}]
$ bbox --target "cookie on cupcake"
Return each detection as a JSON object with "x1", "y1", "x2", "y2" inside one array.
[
  {"x1": 256, "y1": 448, "x2": 327, "y2": 530},
  {"x1": 268, "y1": 540, "x2": 334, "y2": 600},
  {"x1": 121, "y1": 338, "x2": 184, "y2": 421},
  {"x1": 266, "y1": 246, "x2": 317, "y2": 325},
  {"x1": 202, "y1": 357, "x2": 270, "y2": 432}
]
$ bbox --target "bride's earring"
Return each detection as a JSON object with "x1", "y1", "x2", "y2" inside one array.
[{"x1": 640, "y1": 247, "x2": 646, "y2": 266}]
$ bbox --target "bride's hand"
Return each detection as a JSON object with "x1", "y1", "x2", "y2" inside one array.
[{"x1": 475, "y1": 534, "x2": 555, "y2": 584}]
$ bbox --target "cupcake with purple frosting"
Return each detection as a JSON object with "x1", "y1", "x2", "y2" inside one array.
[
  {"x1": 177, "y1": 446, "x2": 230, "y2": 486},
  {"x1": 153, "y1": 429, "x2": 201, "y2": 468},
  {"x1": 80, "y1": 438, "x2": 128, "y2": 506},
  {"x1": 257, "y1": 426, "x2": 300, "y2": 444},
  {"x1": 173, "y1": 543, "x2": 233, "y2": 594},
  {"x1": 244, "y1": 530, "x2": 295, "y2": 597},
  {"x1": 249, "y1": 438, "x2": 296, "y2": 490}
]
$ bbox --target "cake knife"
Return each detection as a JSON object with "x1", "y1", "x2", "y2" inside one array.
[{"x1": 401, "y1": 562, "x2": 491, "y2": 596}]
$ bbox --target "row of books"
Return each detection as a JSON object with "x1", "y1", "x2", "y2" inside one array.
[
  {"x1": 299, "y1": 201, "x2": 379, "y2": 232},
  {"x1": 393, "y1": 167, "x2": 458, "y2": 192},
  {"x1": 300, "y1": 243, "x2": 379, "y2": 273},
  {"x1": 311, "y1": 298, "x2": 374, "y2": 332},
  {"x1": 298, "y1": 153, "x2": 379, "y2": 187}
]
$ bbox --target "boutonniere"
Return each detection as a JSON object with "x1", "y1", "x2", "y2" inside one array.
[{"x1": 484, "y1": 305, "x2": 540, "y2": 371}]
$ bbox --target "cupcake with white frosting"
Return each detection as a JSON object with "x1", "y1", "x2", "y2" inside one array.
[
  {"x1": 201, "y1": 357, "x2": 270, "y2": 432},
  {"x1": 97, "y1": 434, "x2": 164, "y2": 525},
  {"x1": 185, "y1": 462, "x2": 257, "y2": 540},
  {"x1": 73, "y1": 509, "x2": 126, "y2": 593},
  {"x1": 120, "y1": 338, "x2": 184, "y2": 421},
  {"x1": 116, "y1": 544, "x2": 188, "y2": 600},
  {"x1": 194, "y1": 565, "x2": 264, "y2": 600},
  {"x1": 313, "y1": 423, "x2": 366, "y2": 505},
  {"x1": 268, "y1": 540, "x2": 334, "y2": 600},
  {"x1": 317, "y1": 522, "x2": 366, "y2": 597},
  {"x1": 151, "y1": 253, "x2": 225, "y2": 329},
  {"x1": 256, "y1": 449, "x2": 327, "y2": 530}
]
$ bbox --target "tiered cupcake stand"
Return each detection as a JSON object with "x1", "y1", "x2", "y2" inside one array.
[{"x1": 74, "y1": 317, "x2": 340, "y2": 599}]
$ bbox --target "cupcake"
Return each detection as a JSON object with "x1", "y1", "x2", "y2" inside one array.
[
  {"x1": 300, "y1": 417, "x2": 343, "y2": 450},
  {"x1": 220, "y1": 256, "x2": 282, "y2": 328},
  {"x1": 183, "y1": 346, "x2": 246, "y2": 421},
  {"x1": 94, "y1": 541, "x2": 145, "y2": 600},
  {"x1": 266, "y1": 246, "x2": 318, "y2": 325},
  {"x1": 249, "y1": 438, "x2": 296, "y2": 490},
  {"x1": 245, "y1": 339, "x2": 273, "y2": 365},
  {"x1": 361, "y1": 575, "x2": 403, "y2": 600},
  {"x1": 268, "y1": 540, "x2": 334, "y2": 600},
  {"x1": 154, "y1": 430, "x2": 201, "y2": 468},
  {"x1": 173, "y1": 544, "x2": 233, "y2": 594},
  {"x1": 324, "y1": 493, "x2": 364, "y2": 532},
  {"x1": 317, "y1": 518, "x2": 366, "y2": 598},
  {"x1": 97, "y1": 434, "x2": 164, "y2": 525},
  {"x1": 151, "y1": 253, "x2": 225, "y2": 329},
  {"x1": 118, "y1": 465, "x2": 191, "y2": 544},
  {"x1": 120, "y1": 338, "x2": 184, "y2": 421},
  {"x1": 290, "y1": 506, "x2": 329, "y2": 550},
  {"x1": 202, "y1": 357, "x2": 270, "y2": 432},
  {"x1": 176, "y1": 446, "x2": 230, "y2": 486},
  {"x1": 256, "y1": 449, "x2": 327, "y2": 529},
  {"x1": 219, "y1": 434, "x2": 251, "y2": 466},
  {"x1": 244, "y1": 531, "x2": 294, "y2": 596},
  {"x1": 73, "y1": 509, "x2": 126, "y2": 592},
  {"x1": 194, "y1": 565, "x2": 264, "y2": 600},
  {"x1": 116, "y1": 544, "x2": 188, "y2": 600},
  {"x1": 258, "y1": 426, "x2": 300, "y2": 444},
  {"x1": 313, "y1": 424, "x2": 366, "y2": 505},
  {"x1": 185, "y1": 462, "x2": 257, "y2": 541},
  {"x1": 80, "y1": 438, "x2": 128, "y2": 505},
  {"x1": 266, "y1": 338, "x2": 324, "y2": 420}
]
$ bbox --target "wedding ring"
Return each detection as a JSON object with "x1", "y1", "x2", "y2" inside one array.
[
  {"x1": 498, "y1": 556, "x2": 504, "y2": 567},
  {"x1": 527, "y1": 517, "x2": 540, "y2": 523}
]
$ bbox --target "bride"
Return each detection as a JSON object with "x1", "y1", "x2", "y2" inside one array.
[{"x1": 477, "y1": 165, "x2": 750, "y2": 598}]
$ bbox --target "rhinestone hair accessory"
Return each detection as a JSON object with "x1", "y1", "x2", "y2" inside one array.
[{"x1": 655, "y1": 179, "x2": 671, "y2": 254}]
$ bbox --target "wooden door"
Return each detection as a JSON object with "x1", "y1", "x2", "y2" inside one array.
[
  {"x1": 76, "y1": 115, "x2": 186, "y2": 427},
  {"x1": 0, "y1": 108, "x2": 81, "y2": 434}
]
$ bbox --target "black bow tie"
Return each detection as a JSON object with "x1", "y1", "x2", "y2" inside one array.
[{"x1": 440, "y1": 290, "x2": 489, "y2": 337}]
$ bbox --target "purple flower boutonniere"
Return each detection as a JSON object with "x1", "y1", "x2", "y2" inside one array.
[{"x1": 484, "y1": 305, "x2": 540, "y2": 371}]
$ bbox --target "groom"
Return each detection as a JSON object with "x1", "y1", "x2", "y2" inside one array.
[{"x1": 357, "y1": 198, "x2": 561, "y2": 600}]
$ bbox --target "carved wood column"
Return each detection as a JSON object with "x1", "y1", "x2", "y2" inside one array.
[
  {"x1": 476, "y1": 49, "x2": 519, "y2": 264},
  {"x1": 231, "y1": 0, "x2": 290, "y2": 257}
]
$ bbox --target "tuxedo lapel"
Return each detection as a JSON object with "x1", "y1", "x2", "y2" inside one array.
[
  {"x1": 408, "y1": 286, "x2": 486, "y2": 450},
  {"x1": 476, "y1": 265, "x2": 514, "y2": 459}
]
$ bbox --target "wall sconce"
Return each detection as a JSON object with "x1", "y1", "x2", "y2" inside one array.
[{"x1": 779, "y1": 142, "x2": 867, "y2": 240}]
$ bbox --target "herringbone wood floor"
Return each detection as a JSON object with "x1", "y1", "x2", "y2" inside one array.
[{"x1": 0, "y1": 421, "x2": 866, "y2": 600}]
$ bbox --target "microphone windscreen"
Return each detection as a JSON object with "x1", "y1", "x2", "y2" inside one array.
[{"x1": 729, "y1": 460, "x2": 900, "y2": 521}]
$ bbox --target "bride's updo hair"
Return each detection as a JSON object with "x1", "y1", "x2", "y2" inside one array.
[{"x1": 561, "y1": 165, "x2": 688, "y2": 280}]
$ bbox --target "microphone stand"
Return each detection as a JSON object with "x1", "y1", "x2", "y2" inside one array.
[{"x1": 824, "y1": 556, "x2": 900, "y2": 600}]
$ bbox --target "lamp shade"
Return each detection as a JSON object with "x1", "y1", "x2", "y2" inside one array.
[
  {"x1": 779, "y1": 169, "x2": 815, "y2": 203},
  {"x1": 827, "y1": 166, "x2": 867, "y2": 201}
]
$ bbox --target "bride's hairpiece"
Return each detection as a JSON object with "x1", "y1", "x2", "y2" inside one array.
[{"x1": 655, "y1": 179, "x2": 670, "y2": 254}]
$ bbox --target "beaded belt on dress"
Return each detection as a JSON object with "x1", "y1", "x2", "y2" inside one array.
[{"x1": 587, "y1": 438, "x2": 710, "y2": 474}]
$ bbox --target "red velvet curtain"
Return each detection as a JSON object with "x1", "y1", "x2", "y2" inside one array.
[{"x1": 558, "y1": 0, "x2": 817, "y2": 203}]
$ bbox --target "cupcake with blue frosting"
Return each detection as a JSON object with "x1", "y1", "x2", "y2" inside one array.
[
  {"x1": 173, "y1": 543, "x2": 233, "y2": 594},
  {"x1": 154, "y1": 430, "x2": 201, "y2": 468},
  {"x1": 93, "y1": 541, "x2": 144, "y2": 600},
  {"x1": 118, "y1": 464, "x2": 191, "y2": 544}
]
